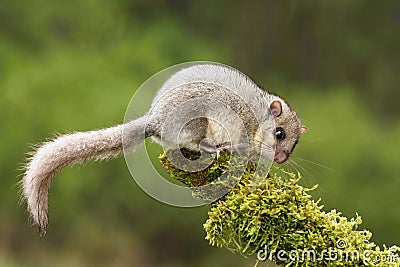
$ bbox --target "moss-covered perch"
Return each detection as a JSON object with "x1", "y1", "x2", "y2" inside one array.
[{"x1": 160, "y1": 150, "x2": 400, "y2": 267}]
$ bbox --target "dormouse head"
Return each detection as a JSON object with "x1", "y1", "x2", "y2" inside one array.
[{"x1": 269, "y1": 98, "x2": 307, "y2": 164}]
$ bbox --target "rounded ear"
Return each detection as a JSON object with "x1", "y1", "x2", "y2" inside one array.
[
  {"x1": 300, "y1": 126, "x2": 308, "y2": 135},
  {"x1": 270, "y1": 101, "x2": 282, "y2": 117}
]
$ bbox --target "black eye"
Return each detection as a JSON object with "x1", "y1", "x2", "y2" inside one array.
[{"x1": 274, "y1": 127, "x2": 286, "y2": 141}]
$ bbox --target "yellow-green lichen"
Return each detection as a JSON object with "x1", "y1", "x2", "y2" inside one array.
[{"x1": 160, "y1": 150, "x2": 400, "y2": 266}]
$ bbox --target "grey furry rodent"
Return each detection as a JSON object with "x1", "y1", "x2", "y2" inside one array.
[{"x1": 21, "y1": 63, "x2": 307, "y2": 234}]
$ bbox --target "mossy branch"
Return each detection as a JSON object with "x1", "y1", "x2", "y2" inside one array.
[{"x1": 160, "y1": 150, "x2": 400, "y2": 266}]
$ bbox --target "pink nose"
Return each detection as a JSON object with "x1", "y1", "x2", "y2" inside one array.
[{"x1": 274, "y1": 150, "x2": 289, "y2": 164}]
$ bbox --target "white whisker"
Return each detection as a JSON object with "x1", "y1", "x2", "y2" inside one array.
[{"x1": 293, "y1": 156, "x2": 335, "y2": 173}]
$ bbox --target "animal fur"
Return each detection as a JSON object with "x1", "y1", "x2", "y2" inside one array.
[
  {"x1": 22, "y1": 117, "x2": 147, "y2": 234},
  {"x1": 21, "y1": 64, "x2": 305, "y2": 234}
]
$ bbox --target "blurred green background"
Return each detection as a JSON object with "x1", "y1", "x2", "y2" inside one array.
[{"x1": 1, "y1": 1, "x2": 399, "y2": 266}]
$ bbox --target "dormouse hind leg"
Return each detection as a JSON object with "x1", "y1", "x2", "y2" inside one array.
[{"x1": 199, "y1": 139, "x2": 232, "y2": 158}]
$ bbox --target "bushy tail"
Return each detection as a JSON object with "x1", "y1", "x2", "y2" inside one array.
[{"x1": 21, "y1": 117, "x2": 147, "y2": 235}]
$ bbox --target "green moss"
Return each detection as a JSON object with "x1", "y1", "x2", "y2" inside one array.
[
  {"x1": 159, "y1": 149, "x2": 252, "y2": 202},
  {"x1": 159, "y1": 149, "x2": 233, "y2": 187},
  {"x1": 159, "y1": 150, "x2": 400, "y2": 266}
]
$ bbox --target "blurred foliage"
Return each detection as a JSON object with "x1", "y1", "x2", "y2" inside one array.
[{"x1": 0, "y1": 1, "x2": 399, "y2": 266}]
